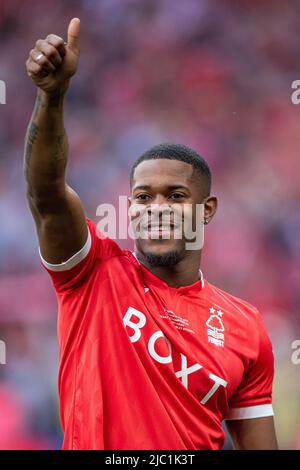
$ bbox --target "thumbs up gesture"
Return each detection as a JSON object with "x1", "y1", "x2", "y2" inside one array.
[{"x1": 26, "y1": 18, "x2": 80, "y2": 94}]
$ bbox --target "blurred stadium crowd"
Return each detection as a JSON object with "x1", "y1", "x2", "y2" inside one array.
[{"x1": 0, "y1": 0, "x2": 299, "y2": 449}]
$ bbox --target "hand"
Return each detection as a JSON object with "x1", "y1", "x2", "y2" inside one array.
[{"x1": 26, "y1": 18, "x2": 80, "y2": 95}]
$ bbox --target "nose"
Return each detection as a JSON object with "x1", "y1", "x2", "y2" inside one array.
[
  {"x1": 146, "y1": 199, "x2": 175, "y2": 229},
  {"x1": 146, "y1": 195, "x2": 170, "y2": 218},
  {"x1": 149, "y1": 194, "x2": 167, "y2": 206}
]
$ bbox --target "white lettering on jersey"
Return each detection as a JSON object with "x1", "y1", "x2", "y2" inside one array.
[
  {"x1": 175, "y1": 353, "x2": 203, "y2": 388},
  {"x1": 123, "y1": 306, "x2": 228, "y2": 405},
  {"x1": 200, "y1": 373, "x2": 228, "y2": 404},
  {"x1": 123, "y1": 306, "x2": 146, "y2": 343},
  {"x1": 148, "y1": 331, "x2": 172, "y2": 364}
]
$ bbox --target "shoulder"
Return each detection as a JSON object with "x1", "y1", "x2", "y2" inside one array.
[
  {"x1": 205, "y1": 280, "x2": 259, "y2": 315},
  {"x1": 204, "y1": 280, "x2": 273, "y2": 370},
  {"x1": 204, "y1": 279, "x2": 268, "y2": 337},
  {"x1": 86, "y1": 216, "x2": 124, "y2": 261}
]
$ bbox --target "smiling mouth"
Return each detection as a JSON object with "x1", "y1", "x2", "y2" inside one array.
[
  {"x1": 141, "y1": 223, "x2": 176, "y2": 231},
  {"x1": 139, "y1": 223, "x2": 181, "y2": 240}
]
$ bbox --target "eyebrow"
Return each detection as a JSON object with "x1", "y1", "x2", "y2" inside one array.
[{"x1": 132, "y1": 184, "x2": 191, "y2": 192}]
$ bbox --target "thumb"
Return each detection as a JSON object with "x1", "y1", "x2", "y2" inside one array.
[{"x1": 67, "y1": 18, "x2": 80, "y2": 52}]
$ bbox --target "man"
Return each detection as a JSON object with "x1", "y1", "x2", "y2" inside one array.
[{"x1": 24, "y1": 18, "x2": 278, "y2": 450}]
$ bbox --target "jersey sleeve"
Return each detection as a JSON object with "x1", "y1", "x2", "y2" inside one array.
[
  {"x1": 225, "y1": 314, "x2": 275, "y2": 420},
  {"x1": 39, "y1": 217, "x2": 122, "y2": 293}
]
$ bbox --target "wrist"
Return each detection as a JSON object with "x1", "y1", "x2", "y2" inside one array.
[{"x1": 37, "y1": 81, "x2": 69, "y2": 105}]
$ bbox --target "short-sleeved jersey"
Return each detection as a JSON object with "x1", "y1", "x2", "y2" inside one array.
[{"x1": 41, "y1": 218, "x2": 274, "y2": 450}]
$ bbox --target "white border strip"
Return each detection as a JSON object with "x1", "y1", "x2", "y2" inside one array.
[
  {"x1": 39, "y1": 229, "x2": 91, "y2": 272},
  {"x1": 199, "y1": 269, "x2": 204, "y2": 288},
  {"x1": 225, "y1": 404, "x2": 274, "y2": 420}
]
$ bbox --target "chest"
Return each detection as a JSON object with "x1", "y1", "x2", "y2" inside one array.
[{"x1": 85, "y1": 266, "x2": 255, "y2": 408}]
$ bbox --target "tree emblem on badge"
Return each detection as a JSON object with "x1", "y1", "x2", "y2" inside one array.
[{"x1": 206, "y1": 307, "x2": 225, "y2": 347}]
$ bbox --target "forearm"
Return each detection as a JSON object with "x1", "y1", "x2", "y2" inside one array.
[
  {"x1": 24, "y1": 87, "x2": 69, "y2": 201},
  {"x1": 23, "y1": 19, "x2": 87, "y2": 261}
]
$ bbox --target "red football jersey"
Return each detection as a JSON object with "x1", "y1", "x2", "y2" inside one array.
[{"x1": 40, "y1": 218, "x2": 274, "y2": 450}]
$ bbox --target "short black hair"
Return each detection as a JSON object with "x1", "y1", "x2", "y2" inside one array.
[{"x1": 130, "y1": 143, "x2": 211, "y2": 197}]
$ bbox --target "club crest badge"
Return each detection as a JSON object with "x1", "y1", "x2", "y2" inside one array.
[{"x1": 206, "y1": 307, "x2": 225, "y2": 347}]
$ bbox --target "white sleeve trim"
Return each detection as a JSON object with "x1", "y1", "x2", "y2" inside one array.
[
  {"x1": 39, "y1": 228, "x2": 92, "y2": 272},
  {"x1": 225, "y1": 404, "x2": 274, "y2": 420}
]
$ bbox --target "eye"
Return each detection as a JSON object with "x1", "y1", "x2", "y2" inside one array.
[
  {"x1": 169, "y1": 193, "x2": 185, "y2": 200},
  {"x1": 135, "y1": 194, "x2": 151, "y2": 201}
]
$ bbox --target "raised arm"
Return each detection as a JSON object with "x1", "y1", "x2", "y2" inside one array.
[{"x1": 24, "y1": 18, "x2": 88, "y2": 264}]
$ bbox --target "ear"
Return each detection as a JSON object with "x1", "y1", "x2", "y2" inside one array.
[
  {"x1": 203, "y1": 195, "x2": 218, "y2": 224},
  {"x1": 128, "y1": 196, "x2": 132, "y2": 209}
]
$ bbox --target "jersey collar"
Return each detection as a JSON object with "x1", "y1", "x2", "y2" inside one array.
[{"x1": 131, "y1": 251, "x2": 205, "y2": 294}]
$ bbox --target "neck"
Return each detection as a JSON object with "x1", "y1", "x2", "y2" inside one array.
[{"x1": 135, "y1": 250, "x2": 202, "y2": 288}]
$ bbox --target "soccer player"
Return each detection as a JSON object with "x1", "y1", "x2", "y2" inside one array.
[{"x1": 24, "y1": 18, "x2": 278, "y2": 450}]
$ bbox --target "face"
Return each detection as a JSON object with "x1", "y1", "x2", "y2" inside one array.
[{"x1": 129, "y1": 159, "x2": 217, "y2": 265}]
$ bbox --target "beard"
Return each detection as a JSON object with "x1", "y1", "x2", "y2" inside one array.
[{"x1": 143, "y1": 250, "x2": 180, "y2": 267}]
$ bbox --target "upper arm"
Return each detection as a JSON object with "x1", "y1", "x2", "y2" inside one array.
[
  {"x1": 226, "y1": 416, "x2": 278, "y2": 450},
  {"x1": 28, "y1": 182, "x2": 88, "y2": 264},
  {"x1": 225, "y1": 312, "x2": 277, "y2": 449},
  {"x1": 227, "y1": 312, "x2": 274, "y2": 413}
]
